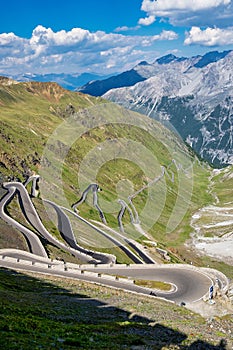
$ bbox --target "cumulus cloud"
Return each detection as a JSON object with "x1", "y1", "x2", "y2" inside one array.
[
  {"x1": 140, "y1": 0, "x2": 233, "y2": 27},
  {"x1": 138, "y1": 15, "x2": 155, "y2": 26},
  {"x1": 29, "y1": 25, "x2": 174, "y2": 54},
  {"x1": 0, "y1": 32, "x2": 28, "y2": 56},
  {"x1": 0, "y1": 25, "x2": 178, "y2": 75},
  {"x1": 158, "y1": 30, "x2": 178, "y2": 40},
  {"x1": 185, "y1": 26, "x2": 233, "y2": 46},
  {"x1": 0, "y1": 32, "x2": 21, "y2": 45}
]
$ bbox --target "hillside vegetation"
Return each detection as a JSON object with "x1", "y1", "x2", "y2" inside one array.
[
  {"x1": 0, "y1": 77, "x2": 230, "y2": 273},
  {"x1": 0, "y1": 78, "x2": 103, "y2": 179},
  {"x1": 1, "y1": 268, "x2": 232, "y2": 350}
]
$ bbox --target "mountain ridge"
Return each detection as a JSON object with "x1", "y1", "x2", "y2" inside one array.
[
  {"x1": 78, "y1": 50, "x2": 231, "y2": 96},
  {"x1": 99, "y1": 50, "x2": 233, "y2": 167}
]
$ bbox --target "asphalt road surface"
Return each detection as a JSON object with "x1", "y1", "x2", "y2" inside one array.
[
  {"x1": 82, "y1": 265, "x2": 213, "y2": 303},
  {"x1": 0, "y1": 257, "x2": 212, "y2": 304}
]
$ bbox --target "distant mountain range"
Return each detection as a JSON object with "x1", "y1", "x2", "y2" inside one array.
[
  {"x1": 78, "y1": 50, "x2": 231, "y2": 96},
  {"x1": 5, "y1": 72, "x2": 112, "y2": 91},
  {"x1": 78, "y1": 50, "x2": 233, "y2": 167}
]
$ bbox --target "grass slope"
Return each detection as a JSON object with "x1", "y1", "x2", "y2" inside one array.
[
  {"x1": 0, "y1": 78, "x2": 103, "y2": 179},
  {"x1": 0, "y1": 268, "x2": 232, "y2": 350}
]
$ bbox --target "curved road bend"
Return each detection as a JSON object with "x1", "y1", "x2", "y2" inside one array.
[
  {"x1": 0, "y1": 249, "x2": 55, "y2": 264},
  {"x1": 83, "y1": 265, "x2": 213, "y2": 304},
  {"x1": 117, "y1": 199, "x2": 135, "y2": 232},
  {"x1": 0, "y1": 258, "x2": 163, "y2": 299},
  {"x1": 72, "y1": 183, "x2": 107, "y2": 224},
  {"x1": 1, "y1": 182, "x2": 114, "y2": 264},
  {"x1": 44, "y1": 200, "x2": 116, "y2": 264},
  {"x1": 0, "y1": 255, "x2": 212, "y2": 304},
  {"x1": 24, "y1": 175, "x2": 40, "y2": 197},
  {"x1": 0, "y1": 185, "x2": 47, "y2": 258}
]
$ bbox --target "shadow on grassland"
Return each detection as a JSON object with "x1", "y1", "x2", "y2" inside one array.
[{"x1": 0, "y1": 267, "x2": 228, "y2": 350}]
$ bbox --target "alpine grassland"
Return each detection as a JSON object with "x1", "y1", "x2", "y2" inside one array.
[{"x1": 0, "y1": 77, "x2": 231, "y2": 272}]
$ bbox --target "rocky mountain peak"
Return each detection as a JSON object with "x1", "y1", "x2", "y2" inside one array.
[
  {"x1": 194, "y1": 50, "x2": 231, "y2": 68},
  {"x1": 102, "y1": 50, "x2": 233, "y2": 167},
  {"x1": 155, "y1": 53, "x2": 179, "y2": 65}
]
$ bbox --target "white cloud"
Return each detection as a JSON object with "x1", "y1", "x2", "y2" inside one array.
[
  {"x1": 185, "y1": 26, "x2": 233, "y2": 46},
  {"x1": 141, "y1": 0, "x2": 231, "y2": 12},
  {"x1": 140, "y1": 0, "x2": 233, "y2": 26},
  {"x1": 157, "y1": 30, "x2": 178, "y2": 40},
  {"x1": 114, "y1": 25, "x2": 140, "y2": 32},
  {"x1": 0, "y1": 32, "x2": 20, "y2": 45},
  {"x1": 138, "y1": 15, "x2": 155, "y2": 26},
  {"x1": 0, "y1": 25, "x2": 178, "y2": 75},
  {"x1": 0, "y1": 32, "x2": 28, "y2": 56}
]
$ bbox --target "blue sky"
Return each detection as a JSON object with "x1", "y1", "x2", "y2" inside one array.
[{"x1": 1, "y1": 0, "x2": 233, "y2": 76}]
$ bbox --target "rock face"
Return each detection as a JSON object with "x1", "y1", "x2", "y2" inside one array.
[{"x1": 94, "y1": 50, "x2": 233, "y2": 167}]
